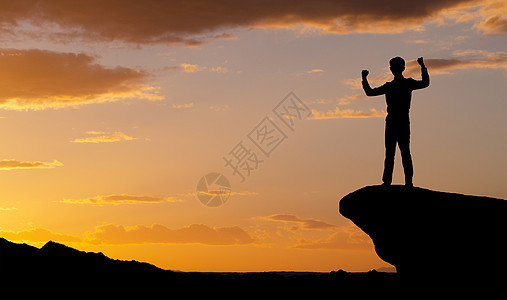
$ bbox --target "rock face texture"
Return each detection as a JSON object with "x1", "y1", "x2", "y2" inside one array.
[{"x1": 339, "y1": 185, "x2": 507, "y2": 282}]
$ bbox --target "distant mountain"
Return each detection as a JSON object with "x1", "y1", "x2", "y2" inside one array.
[
  {"x1": 0, "y1": 238, "x2": 169, "y2": 284},
  {"x1": 0, "y1": 237, "x2": 399, "y2": 291}
]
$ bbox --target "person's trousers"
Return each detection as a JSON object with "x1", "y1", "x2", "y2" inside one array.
[{"x1": 382, "y1": 116, "x2": 413, "y2": 185}]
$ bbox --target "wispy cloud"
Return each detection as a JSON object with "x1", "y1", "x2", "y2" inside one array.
[
  {"x1": 0, "y1": 227, "x2": 82, "y2": 243},
  {"x1": 455, "y1": 0, "x2": 507, "y2": 34},
  {"x1": 209, "y1": 105, "x2": 229, "y2": 112},
  {"x1": 406, "y1": 50, "x2": 507, "y2": 75},
  {"x1": 71, "y1": 131, "x2": 137, "y2": 143},
  {"x1": 0, "y1": 219, "x2": 370, "y2": 250},
  {"x1": 0, "y1": 207, "x2": 17, "y2": 211},
  {"x1": 194, "y1": 190, "x2": 257, "y2": 199},
  {"x1": 214, "y1": 33, "x2": 238, "y2": 40},
  {"x1": 310, "y1": 94, "x2": 366, "y2": 106},
  {"x1": 294, "y1": 222, "x2": 373, "y2": 250},
  {"x1": 258, "y1": 214, "x2": 372, "y2": 249},
  {"x1": 0, "y1": 48, "x2": 161, "y2": 110},
  {"x1": 180, "y1": 63, "x2": 203, "y2": 73},
  {"x1": 297, "y1": 68, "x2": 325, "y2": 77},
  {"x1": 263, "y1": 214, "x2": 337, "y2": 230},
  {"x1": 0, "y1": 223, "x2": 255, "y2": 246},
  {"x1": 172, "y1": 103, "x2": 194, "y2": 109},
  {"x1": 408, "y1": 39, "x2": 429, "y2": 44},
  {"x1": 57, "y1": 194, "x2": 182, "y2": 206},
  {"x1": 0, "y1": 159, "x2": 63, "y2": 170},
  {"x1": 210, "y1": 66, "x2": 228, "y2": 73},
  {"x1": 306, "y1": 68, "x2": 324, "y2": 74},
  {"x1": 86, "y1": 223, "x2": 255, "y2": 245},
  {"x1": 170, "y1": 63, "x2": 228, "y2": 73},
  {"x1": 310, "y1": 108, "x2": 386, "y2": 120},
  {"x1": 343, "y1": 50, "x2": 507, "y2": 91}
]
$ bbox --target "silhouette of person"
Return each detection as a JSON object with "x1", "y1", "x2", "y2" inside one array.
[{"x1": 362, "y1": 57, "x2": 429, "y2": 187}]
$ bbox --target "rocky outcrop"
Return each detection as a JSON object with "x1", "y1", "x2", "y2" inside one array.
[{"x1": 339, "y1": 185, "x2": 507, "y2": 282}]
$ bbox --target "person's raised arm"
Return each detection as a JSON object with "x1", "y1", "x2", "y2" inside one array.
[
  {"x1": 412, "y1": 57, "x2": 430, "y2": 90},
  {"x1": 362, "y1": 69, "x2": 386, "y2": 96}
]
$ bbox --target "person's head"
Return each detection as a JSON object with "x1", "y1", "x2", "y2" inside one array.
[{"x1": 389, "y1": 56, "x2": 405, "y2": 76}]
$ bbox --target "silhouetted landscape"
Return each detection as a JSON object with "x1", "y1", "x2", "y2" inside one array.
[
  {"x1": 0, "y1": 236, "x2": 399, "y2": 292},
  {"x1": 0, "y1": 1, "x2": 505, "y2": 297},
  {"x1": 2, "y1": 185, "x2": 505, "y2": 294}
]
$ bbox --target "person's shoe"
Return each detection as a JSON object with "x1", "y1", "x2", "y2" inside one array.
[
  {"x1": 381, "y1": 182, "x2": 391, "y2": 187},
  {"x1": 405, "y1": 181, "x2": 413, "y2": 188}
]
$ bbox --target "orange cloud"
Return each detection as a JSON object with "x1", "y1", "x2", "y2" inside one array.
[
  {"x1": 0, "y1": 218, "x2": 370, "y2": 251},
  {"x1": 307, "y1": 69, "x2": 324, "y2": 74},
  {"x1": 0, "y1": 159, "x2": 63, "y2": 170},
  {"x1": 169, "y1": 64, "x2": 228, "y2": 73},
  {"x1": 310, "y1": 94, "x2": 366, "y2": 105},
  {"x1": 264, "y1": 214, "x2": 338, "y2": 230},
  {"x1": 209, "y1": 105, "x2": 229, "y2": 112},
  {"x1": 0, "y1": 48, "x2": 161, "y2": 110},
  {"x1": 478, "y1": 15, "x2": 507, "y2": 33},
  {"x1": 310, "y1": 108, "x2": 386, "y2": 119},
  {"x1": 210, "y1": 66, "x2": 228, "y2": 73},
  {"x1": 0, "y1": 227, "x2": 82, "y2": 243},
  {"x1": 172, "y1": 103, "x2": 194, "y2": 109},
  {"x1": 71, "y1": 131, "x2": 137, "y2": 143},
  {"x1": 259, "y1": 214, "x2": 373, "y2": 249},
  {"x1": 86, "y1": 223, "x2": 255, "y2": 245},
  {"x1": 294, "y1": 222, "x2": 373, "y2": 250},
  {"x1": 404, "y1": 50, "x2": 507, "y2": 76},
  {"x1": 460, "y1": 0, "x2": 507, "y2": 34},
  {"x1": 195, "y1": 190, "x2": 257, "y2": 197},
  {"x1": 0, "y1": 0, "x2": 497, "y2": 46},
  {"x1": 0, "y1": 223, "x2": 255, "y2": 246},
  {"x1": 57, "y1": 194, "x2": 182, "y2": 206},
  {"x1": 344, "y1": 50, "x2": 507, "y2": 91},
  {"x1": 180, "y1": 63, "x2": 202, "y2": 73},
  {"x1": 0, "y1": 207, "x2": 17, "y2": 211}
]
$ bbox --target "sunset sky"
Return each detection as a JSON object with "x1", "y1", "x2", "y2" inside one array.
[{"x1": 0, "y1": 0, "x2": 506, "y2": 272}]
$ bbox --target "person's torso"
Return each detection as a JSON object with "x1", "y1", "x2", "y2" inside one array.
[{"x1": 384, "y1": 77, "x2": 414, "y2": 116}]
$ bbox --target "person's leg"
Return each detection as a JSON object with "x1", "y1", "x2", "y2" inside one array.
[
  {"x1": 382, "y1": 125, "x2": 396, "y2": 186},
  {"x1": 399, "y1": 135, "x2": 413, "y2": 187}
]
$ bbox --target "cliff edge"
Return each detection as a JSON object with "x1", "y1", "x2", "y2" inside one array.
[{"x1": 339, "y1": 185, "x2": 507, "y2": 282}]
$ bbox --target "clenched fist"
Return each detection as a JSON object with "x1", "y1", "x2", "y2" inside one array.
[
  {"x1": 417, "y1": 57, "x2": 425, "y2": 67},
  {"x1": 362, "y1": 69, "x2": 369, "y2": 79}
]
